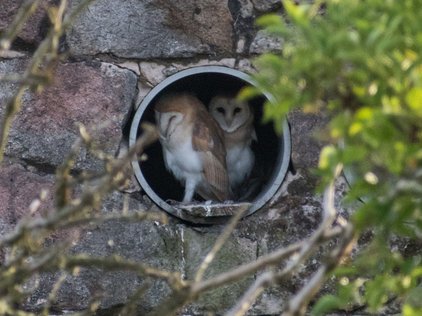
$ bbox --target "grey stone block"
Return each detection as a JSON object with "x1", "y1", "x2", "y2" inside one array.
[
  {"x1": 1, "y1": 59, "x2": 137, "y2": 171},
  {"x1": 181, "y1": 227, "x2": 257, "y2": 314},
  {"x1": 0, "y1": 0, "x2": 52, "y2": 46},
  {"x1": 67, "y1": 0, "x2": 234, "y2": 58}
]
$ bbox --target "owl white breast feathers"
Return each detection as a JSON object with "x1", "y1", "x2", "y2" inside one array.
[
  {"x1": 209, "y1": 95, "x2": 257, "y2": 193},
  {"x1": 155, "y1": 93, "x2": 231, "y2": 203}
]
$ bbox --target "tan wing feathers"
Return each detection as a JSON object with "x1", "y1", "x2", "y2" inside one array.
[
  {"x1": 155, "y1": 92, "x2": 231, "y2": 202},
  {"x1": 200, "y1": 152, "x2": 231, "y2": 201},
  {"x1": 191, "y1": 102, "x2": 231, "y2": 201}
]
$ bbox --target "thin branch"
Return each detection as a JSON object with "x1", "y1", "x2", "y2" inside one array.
[
  {"x1": 229, "y1": 271, "x2": 274, "y2": 316},
  {"x1": 55, "y1": 137, "x2": 83, "y2": 209},
  {"x1": 154, "y1": 226, "x2": 341, "y2": 316},
  {"x1": 63, "y1": 255, "x2": 182, "y2": 286},
  {"x1": 275, "y1": 164, "x2": 342, "y2": 277},
  {"x1": 41, "y1": 273, "x2": 67, "y2": 316},
  {"x1": 192, "y1": 224, "x2": 346, "y2": 296},
  {"x1": 118, "y1": 283, "x2": 151, "y2": 315},
  {"x1": 227, "y1": 164, "x2": 343, "y2": 316},
  {"x1": 0, "y1": 0, "x2": 95, "y2": 163},
  {"x1": 195, "y1": 205, "x2": 249, "y2": 282},
  {"x1": 0, "y1": 0, "x2": 40, "y2": 50},
  {"x1": 285, "y1": 224, "x2": 355, "y2": 316},
  {"x1": 149, "y1": 205, "x2": 250, "y2": 316},
  {"x1": 0, "y1": 124, "x2": 158, "y2": 248},
  {"x1": 193, "y1": 241, "x2": 301, "y2": 294}
]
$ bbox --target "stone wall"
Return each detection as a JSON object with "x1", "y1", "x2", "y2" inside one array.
[{"x1": 0, "y1": 1, "x2": 345, "y2": 315}]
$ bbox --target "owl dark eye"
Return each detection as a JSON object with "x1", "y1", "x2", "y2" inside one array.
[
  {"x1": 233, "y1": 107, "x2": 242, "y2": 114},
  {"x1": 217, "y1": 107, "x2": 225, "y2": 114}
]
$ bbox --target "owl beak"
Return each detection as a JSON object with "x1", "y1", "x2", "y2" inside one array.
[{"x1": 226, "y1": 115, "x2": 234, "y2": 126}]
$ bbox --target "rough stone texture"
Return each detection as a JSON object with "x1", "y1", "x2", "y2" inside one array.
[
  {"x1": 182, "y1": 228, "x2": 257, "y2": 314},
  {"x1": 237, "y1": 58, "x2": 256, "y2": 73},
  {"x1": 251, "y1": 0, "x2": 282, "y2": 12},
  {"x1": 136, "y1": 58, "x2": 237, "y2": 109},
  {"x1": 1, "y1": 59, "x2": 137, "y2": 171},
  {"x1": 250, "y1": 30, "x2": 283, "y2": 54},
  {"x1": 0, "y1": 162, "x2": 55, "y2": 234},
  {"x1": 54, "y1": 219, "x2": 181, "y2": 311},
  {"x1": 232, "y1": 169, "x2": 349, "y2": 315},
  {"x1": 18, "y1": 190, "x2": 182, "y2": 313},
  {"x1": 0, "y1": 1, "x2": 360, "y2": 315},
  {"x1": 0, "y1": 162, "x2": 348, "y2": 315},
  {"x1": 0, "y1": 58, "x2": 27, "y2": 105},
  {"x1": 0, "y1": 161, "x2": 55, "y2": 266},
  {"x1": 139, "y1": 58, "x2": 237, "y2": 88},
  {"x1": 67, "y1": 0, "x2": 234, "y2": 58},
  {"x1": 235, "y1": 0, "x2": 255, "y2": 19},
  {"x1": 288, "y1": 110, "x2": 329, "y2": 170},
  {"x1": 229, "y1": 0, "x2": 256, "y2": 55},
  {"x1": 0, "y1": 0, "x2": 52, "y2": 46}
]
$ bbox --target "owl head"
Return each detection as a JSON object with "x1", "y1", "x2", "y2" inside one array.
[{"x1": 209, "y1": 95, "x2": 253, "y2": 133}]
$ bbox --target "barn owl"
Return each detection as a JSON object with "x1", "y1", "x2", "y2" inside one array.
[
  {"x1": 155, "y1": 93, "x2": 231, "y2": 203},
  {"x1": 209, "y1": 95, "x2": 257, "y2": 194}
]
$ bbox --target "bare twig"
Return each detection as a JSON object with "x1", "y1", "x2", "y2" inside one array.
[
  {"x1": 229, "y1": 271, "x2": 274, "y2": 316},
  {"x1": 195, "y1": 205, "x2": 249, "y2": 282},
  {"x1": 63, "y1": 254, "x2": 183, "y2": 287},
  {"x1": 153, "y1": 224, "x2": 345, "y2": 316},
  {"x1": 0, "y1": 0, "x2": 40, "y2": 50},
  {"x1": 0, "y1": 0, "x2": 95, "y2": 163},
  {"x1": 227, "y1": 164, "x2": 344, "y2": 316},
  {"x1": 285, "y1": 224, "x2": 355, "y2": 316},
  {"x1": 193, "y1": 241, "x2": 302, "y2": 294},
  {"x1": 0, "y1": 123, "x2": 158, "y2": 249},
  {"x1": 41, "y1": 273, "x2": 67, "y2": 316},
  {"x1": 0, "y1": 1, "x2": 170, "y2": 314}
]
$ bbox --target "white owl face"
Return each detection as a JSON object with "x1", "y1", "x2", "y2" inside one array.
[
  {"x1": 209, "y1": 96, "x2": 252, "y2": 133},
  {"x1": 155, "y1": 111, "x2": 184, "y2": 139}
]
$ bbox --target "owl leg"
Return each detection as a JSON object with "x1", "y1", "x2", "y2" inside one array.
[{"x1": 182, "y1": 178, "x2": 197, "y2": 203}]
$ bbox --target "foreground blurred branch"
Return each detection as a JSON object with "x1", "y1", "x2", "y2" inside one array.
[
  {"x1": 0, "y1": 0, "x2": 95, "y2": 163},
  {"x1": 0, "y1": 122, "x2": 161, "y2": 315},
  {"x1": 148, "y1": 165, "x2": 356, "y2": 316},
  {"x1": 1, "y1": 123, "x2": 159, "y2": 248},
  {"x1": 0, "y1": 1, "x2": 380, "y2": 315},
  {"x1": 0, "y1": 0, "x2": 40, "y2": 51},
  {"x1": 286, "y1": 224, "x2": 355, "y2": 316},
  {"x1": 224, "y1": 165, "x2": 350, "y2": 316}
]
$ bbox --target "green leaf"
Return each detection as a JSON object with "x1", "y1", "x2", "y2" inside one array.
[
  {"x1": 318, "y1": 145, "x2": 338, "y2": 171},
  {"x1": 283, "y1": 0, "x2": 309, "y2": 27},
  {"x1": 365, "y1": 276, "x2": 391, "y2": 311},
  {"x1": 311, "y1": 295, "x2": 343, "y2": 316},
  {"x1": 405, "y1": 287, "x2": 422, "y2": 309},
  {"x1": 238, "y1": 86, "x2": 261, "y2": 101},
  {"x1": 403, "y1": 304, "x2": 422, "y2": 316},
  {"x1": 256, "y1": 14, "x2": 283, "y2": 28},
  {"x1": 252, "y1": 1, "x2": 422, "y2": 313},
  {"x1": 406, "y1": 87, "x2": 422, "y2": 117}
]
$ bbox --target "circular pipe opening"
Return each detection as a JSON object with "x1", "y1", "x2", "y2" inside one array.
[{"x1": 129, "y1": 66, "x2": 291, "y2": 224}]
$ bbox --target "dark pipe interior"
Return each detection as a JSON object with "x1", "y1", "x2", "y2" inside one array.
[{"x1": 136, "y1": 72, "x2": 282, "y2": 202}]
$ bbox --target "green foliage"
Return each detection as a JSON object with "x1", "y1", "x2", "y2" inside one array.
[{"x1": 250, "y1": 0, "x2": 422, "y2": 313}]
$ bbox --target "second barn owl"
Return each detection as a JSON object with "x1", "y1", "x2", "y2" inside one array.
[
  {"x1": 209, "y1": 95, "x2": 257, "y2": 194},
  {"x1": 155, "y1": 93, "x2": 231, "y2": 203}
]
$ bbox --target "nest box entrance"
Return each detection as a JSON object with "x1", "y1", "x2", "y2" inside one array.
[{"x1": 129, "y1": 66, "x2": 291, "y2": 224}]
